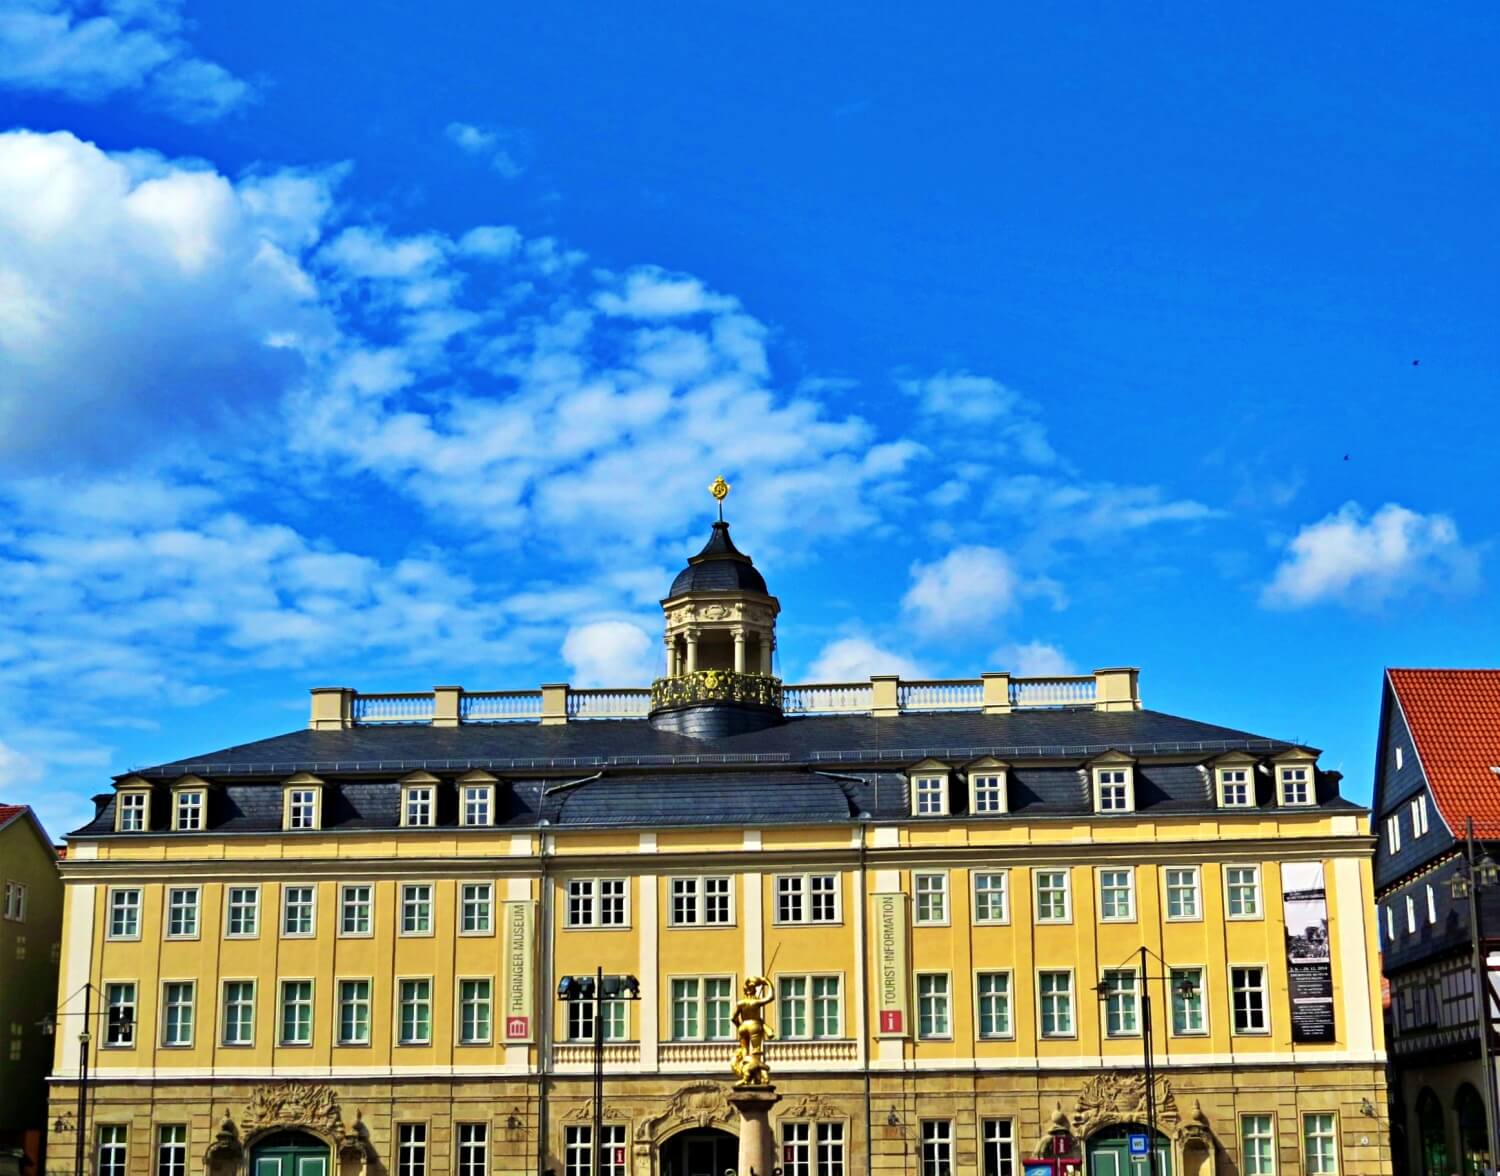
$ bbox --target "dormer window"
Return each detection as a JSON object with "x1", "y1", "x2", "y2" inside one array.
[
  {"x1": 115, "y1": 791, "x2": 149, "y2": 833},
  {"x1": 1218, "y1": 767, "x2": 1253, "y2": 807},
  {"x1": 966, "y1": 760, "x2": 1008, "y2": 814},
  {"x1": 172, "y1": 787, "x2": 206, "y2": 832},
  {"x1": 1279, "y1": 766, "x2": 1312, "y2": 806},
  {"x1": 402, "y1": 785, "x2": 435, "y2": 827},
  {"x1": 913, "y1": 775, "x2": 948, "y2": 816},
  {"x1": 1093, "y1": 767, "x2": 1134, "y2": 813},
  {"x1": 282, "y1": 775, "x2": 324, "y2": 831},
  {"x1": 457, "y1": 771, "x2": 498, "y2": 827}
]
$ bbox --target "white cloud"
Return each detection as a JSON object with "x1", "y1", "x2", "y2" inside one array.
[
  {"x1": 902, "y1": 546, "x2": 1021, "y2": 634},
  {"x1": 996, "y1": 640, "x2": 1076, "y2": 677},
  {"x1": 0, "y1": 0, "x2": 251, "y2": 120},
  {"x1": 561, "y1": 620, "x2": 659, "y2": 686},
  {"x1": 904, "y1": 371, "x2": 1056, "y2": 465},
  {"x1": 0, "y1": 130, "x2": 334, "y2": 469},
  {"x1": 444, "y1": 121, "x2": 526, "y2": 178},
  {"x1": 1261, "y1": 501, "x2": 1480, "y2": 609},
  {"x1": 805, "y1": 637, "x2": 925, "y2": 682},
  {"x1": 595, "y1": 267, "x2": 738, "y2": 318}
]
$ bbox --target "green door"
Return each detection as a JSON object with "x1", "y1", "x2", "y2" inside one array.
[
  {"x1": 1088, "y1": 1126, "x2": 1172, "y2": 1176},
  {"x1": 251, "y1": 1131, "x2": 329, "y2": 1176}
]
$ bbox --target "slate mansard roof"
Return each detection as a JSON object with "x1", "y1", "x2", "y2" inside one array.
[{"x1": 76, "y1": 706, "x2": 1356, "y2": 837}]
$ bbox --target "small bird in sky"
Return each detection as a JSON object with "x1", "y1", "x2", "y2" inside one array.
[
  {"x1": 1343, "y1": 455, "x2": 1350, "y2": 461},
  {"x1": 1412, "y1": 359, "x2": 1421, "y2": 366}
]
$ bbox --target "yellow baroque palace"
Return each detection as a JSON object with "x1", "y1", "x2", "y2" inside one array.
[{"x1": 49, "y1": 515, "x2": 1389, "y2": 1176}]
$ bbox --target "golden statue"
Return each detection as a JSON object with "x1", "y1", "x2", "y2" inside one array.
[{"x1": 731, "y1": 975, "x2": 776, "y2": 1087}]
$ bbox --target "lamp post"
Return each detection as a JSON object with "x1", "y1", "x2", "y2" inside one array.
[
  {"x1": 40, "y1": 982, "x2": 132, "y2": 1176},
  {"x1": 557, "y1": 971, "x2": 641, "y2": 1176},
  {"x1": 1448, "y1": 818, "x2": 1500, "y2": 1174},
  {"x1": 1096, "y1": 947, "x2": 1199, "y2": 1176}
]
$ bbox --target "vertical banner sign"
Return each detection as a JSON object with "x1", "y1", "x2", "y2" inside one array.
[
  {"x1": 502, "y1": 900, "x2": 535, "y2": 1042},
  {"x1": 1281, "y1": 862, "x2": 1336, "y2": 1043},
  {"x1": 873, "y1": 892, "x2": 910, "y2": 1036}
]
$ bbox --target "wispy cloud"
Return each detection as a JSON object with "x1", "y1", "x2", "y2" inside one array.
[{"x1": 444, "y1": 121, "x2": 528, "y2": 178}]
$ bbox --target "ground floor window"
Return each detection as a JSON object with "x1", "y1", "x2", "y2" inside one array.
[
  {"x1": 1417, "y1": 1088, "x2": 1448, "y2": 1176},
  {"x1": 97, "y1": 1125, "x2": 127, "y2": 1176},
  {"x1": 566, "y1": 1124, "x2": 627, "y2": 1176},
  {"x1": 156, "y1": 1124, "x2": 187, "y2": 1176},
  {"x1": 1457, "y1": 1084, "x2": 1489, "y2": 1176},
  {"x1": 982, "y1": 1118, "x2": 1014, "y2": 1176},
  {"x1": 397, "y1": 1123, "x2": 427, "y2": 1176},
  {"x1": 782, "y1": 1121, "x2": 844, "y2": 1176},
  {"x1": 458, "y1": 1122, "x2": 488, "y2": 1176},
  {"x1": 922, "y1": 1120, "x2": 953, "y2": 1176},
  {"x1": 1303, "y1": 1114, "x2": 1338, "y2": 1176},
  {"x1": 1241, "y1": 1115, "x2": 1275, "y2": 1176}
]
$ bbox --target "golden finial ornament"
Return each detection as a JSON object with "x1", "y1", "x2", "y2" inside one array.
[{"x1": 709, "y1": 475, "x2": 731, "y2": 521}]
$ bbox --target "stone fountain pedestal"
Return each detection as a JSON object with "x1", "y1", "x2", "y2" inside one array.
[{"x1": 728, "y1": 1086, "x2": 780, "y2": 1176}]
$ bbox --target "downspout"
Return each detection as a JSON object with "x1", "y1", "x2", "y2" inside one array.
[
  {"x1": 859, "y1": 820, "x2": 874, "y2": 1176},
  {"x1": 537, "y1": 824, "x2": 555, "y2": 1176}
]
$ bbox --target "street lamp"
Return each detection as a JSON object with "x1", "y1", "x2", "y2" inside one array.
[
  {"x1": 1449, "y1": 817, "x2": 1500, "y2": 1175},
  {"x1": 557, "y1": 971, "x2": 641, "y2": 1176},
  {"x1": 40, "y1": 983, "x2": 133, "y2": 1176},
  {"x1": 1096, "y1": 947, "x2": 1197, "y2": 1176}
]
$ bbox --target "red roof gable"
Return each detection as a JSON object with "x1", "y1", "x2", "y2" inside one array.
[
  {"x1": 1389, "y1": 669, "x2": 1500, "y2": 838},
  {"x1": 0, "y1": 803, "x2": 26, "y2": 829}
]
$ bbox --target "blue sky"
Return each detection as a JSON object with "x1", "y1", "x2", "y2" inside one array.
[{"x1": 1, "y1": 1, "x2": 1496, "y2": 837}]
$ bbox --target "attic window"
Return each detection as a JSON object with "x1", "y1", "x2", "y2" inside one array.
[
  {"x1": 115, "y1": 791, "x2": 149, "y2": 833},
  {"x1": 285, "y1": 786, "x2": 321, "y2": 831},
  {"x1": 172, "y1": 788, "x2": 206, "y2": 832},
  {"x1": 1094, "y1": 767, "x2": 1134, "y2": 813},
  {"x1": 1218, "y1": 768, "x2": 1252, "y2": 808},
  {"x1": 461, "y1": 783, "x2": 495, "y2": 827},
  {"x1": 402, "y1": 784, "x2": 436, "y2": 828},
  {"x1": 1279, "y1": 766, "x2": 1313, "y2": 806},
  {"x1": 912, "y1": 775, "x2": 949, "y2": 817},
  {"x1": 970, "y1": 772, "x2": 1007, "y2": 814}
]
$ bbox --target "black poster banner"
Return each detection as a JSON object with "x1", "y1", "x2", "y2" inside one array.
[{"x1": 1282, "y1": 862, "x2": 1337, "y2": 1043}]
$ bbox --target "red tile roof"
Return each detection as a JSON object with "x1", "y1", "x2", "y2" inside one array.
[
  {"x1": 0, "y1": 803, "x2": 26, "y2": 830},
  {"x1": 1389, "y1": 669, "x2": 1500, "y2": 837}
]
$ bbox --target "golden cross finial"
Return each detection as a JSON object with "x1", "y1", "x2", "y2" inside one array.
[{"x1": 709, "y1": 475, "x2": 731, "y2": 521}]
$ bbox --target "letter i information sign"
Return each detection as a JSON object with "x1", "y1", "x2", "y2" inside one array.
[{"x1": 873, "y1": 893, "x2": 910, "y2": 1036}]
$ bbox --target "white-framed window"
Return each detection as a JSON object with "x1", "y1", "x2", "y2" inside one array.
[
  {"x1": 1242, "y1": 1115, "x2": 1276, "y2": 1176},
  {"x1": 1303, "y1": 1114, "x2": 1338, "y2": 1176},
  {"x1": 914, "y1": 873, "x2": 948, "y2": 924},
  {"x1": 161, "y1": 981, "x2": 195, "y2": 1046},
  {"x1": 1219, "y1": 767, "x2": 1252, "y2": 807},
  {"x1": 280, "y1": 980, "x2": 313, "y2": 1045},
  {"x1": 971, "y1": 772, "x2": 1007, "y2": 814},
  {"x1": 776, "y1": 874, "x2": 839, "y2": 924},
  {"x1": 285, "y1": 786, "x2": 320, "y2": 830},
  {"x1": 156, "y1": 1123, "x2": 187, "y2": 1176},
  {"x1": 401, "y1": 883, "x2": 434, "y2": 935},
  {"x1": 282, "y1": 885, "x2": 316, "y2": 936},
  {"x1": 916, "y1": 973, "x2": 951, "y2": 1038},
  {"x1": 104, "y1": 982, "x2": 136, "y2": 1047},
  {"x1": 398, "y1": 979, "x2": 433, "y2": 1045},
  {"x1": 398, "y1": 1123, "x2": 428, "y2": 1176},
  {"x1": 1412, "y1": 795, "x2": 1430, "y2": 837},
  {"x1": 459, "y1": 978, "x2": 493, "y2": 1044},
  {"x1": 565, "y1": 1125, "x2": 626, "y2": 1176},
  {"x1": 779, "y1": 974, "x2": 842, "y2": 1039},
  {"x1": 1098, "y1": 868, "x2": 1135, "y2": 921},
  {"x1": 1034, "y1": 870, "x2": 1071, "y2": 922},
  {"x1": 172, "y1": 789, "x2": 205, "y2": 832},
  {"x1": 458, "y1": 1123, "x2": 490, "y2": 1176},
  {"x1": 566, "y1": 878, "x2": 629, "y2": 928},
  {"x1": 782, "y1": 1120, "x2": 845, "y2": 1176},
  {"x1": 2, "y1": 881, "x2": 26, "y2": 922},
  {"x1": 974, "y1": 872, "x2": 1009, "y2": 923},
  {"x1": 107, "y1": 888, "x2": 141, "y2": 940},
  {"x1": 1427, "y1": 883, "x2": 1438, "y2": 924},
  {"x1": 165, "y1": 887, "x2": 200, "y2": 938},
  {"x1": 1102, "y1": 969, "x2": 1139, "y2": 1037},
  {"x1": 669, "y1": 876, "x2": 734, "y2": 926},
  {"x1": 1170, "y1": 967, "x2": 1205, "y2": 1035},
  {"x1": 116, "y1": 791, "x2": 149, "y2": 832},
  {"x1": 338, "y1": 979, "x2": 372, "y2": 1045},
  {"x1": 1385, "y1": 904, "x2": 1395, "y2": 943},
  {"x1": 97, "y1": 1125, "x2": 128, "y2": 1176},
  {"x1": 1231, "y1": 966, "x2": 1268, "y2": 1034},
  {"x1": 222, "y1": 980, "x2": 255, "y2": 1046},
  {"x1": 461, "y1": 784, "x2": 495, "y2": 827},
  {"x1": 225, "y1": 886, "x2": 259, "y2": 937},
  {"x1": 1038, "y1": 970, "x2": 1074, "y2": 1037},
  {"x1": 921, "y1": 1120, "x2": 953, "y2": 1176},
  {"x1": 566, "y1": 996, "x2": 626, "y2": 1042},
  {"x1": 913, "y1": 774, "x2": 948, "y2": 816},
  {"x1": 1094, "y1": 766, "x2": 1134, "y2": 812},
  {"x1": 1386, "y1": 814, "x2": 1402, "y2": 854},
  {"x1": 1165, "y1": 867, "x2": 1201, "y2": 920},
  {"x1": 340, "y1": 884, "x2": 372, "y2": 935},
  {"x1": 402, "y1": 784, "x2": 435, "y2": 827},
  {"x1": 1226, "y1": 866, "x2": 1262, "y2": 918},
  {"x1": 460, "y1": 883, "x2": 493, "y2": 934},
  {"x1": 1279, "y1": 766, "x2": 1312, "y2": 806},
  {"x1": 981, "y1": 1119, "x2": 1014, "y2": 1176},
  {"x1": 977, "y1": 972, "x2": 1012, "y2": 1038},
  {"x1": 1396, "y1": 746, "x2": 1405, "y2": 771},
  {"x1": 1405, "y1": 894, "x2": 1416, "y2": 933},
  {"x1": 669, "y1": 976, "x2": 734, "y2": 1040}
]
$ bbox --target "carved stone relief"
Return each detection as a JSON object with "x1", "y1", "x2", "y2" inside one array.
[
  {"x1": 1072, "y1": 1074, "x2": 1180, "y2": 1140},
  {"x1": 635, "y1": 1082, "x2": 736, "y2": 1142}
]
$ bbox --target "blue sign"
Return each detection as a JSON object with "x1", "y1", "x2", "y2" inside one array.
[
  {"x1": 1027, "y1": 1164, "x2": 1055, "y2": 1176},
  {"x1": 1128, "y1": 1135, "x2": 1150, "y2": 1157}
]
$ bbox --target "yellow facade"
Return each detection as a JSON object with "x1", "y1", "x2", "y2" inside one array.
[{"x1": 50, "y1": 798, "x2": 1389, "y2": 1176}]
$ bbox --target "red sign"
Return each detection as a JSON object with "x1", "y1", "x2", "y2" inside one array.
[
  {"x1": 506, "y1": 1016, "x2": 529, "y2": 1039},
  {"x1": 614, "y1": 1148, "x2": 626, "y2": 1166},
  {"x1": 879, "y1": 1010, "x2": 904, "y2": 1033}
]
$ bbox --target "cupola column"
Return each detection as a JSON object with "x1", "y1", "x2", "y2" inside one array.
[
  {"x1": 761, "y1": 637, "x2": 774, "y2": 675},
  {"x1": 734, "y1": 630, "x2": 747, "y2": 673},
  {"x1": 685, "y1": 629, "x2": 699, "y2": 674}
]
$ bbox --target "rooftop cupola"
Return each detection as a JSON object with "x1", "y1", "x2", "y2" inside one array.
[{"x1": 650, "y1": 477, "x2": 783, "y2": 735}]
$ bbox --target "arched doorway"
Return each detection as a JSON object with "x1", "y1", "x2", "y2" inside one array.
[
  {"x1": 250, "y1": 1129, "x2": 330, "y2": 1176},
  {"x1": 660, "y1": 1127, "x2": 736, "y2": 1176},
  {"x1": 1456, "y1": 1085, "x2": 1489, "y2": 1176},
  {"x1": 1087, "y1": 1125, "x2": 1173, "y2": 1176},
  {"x1": 1416, "y1": 1088, "x2": 1448, "y2": 1176}
]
